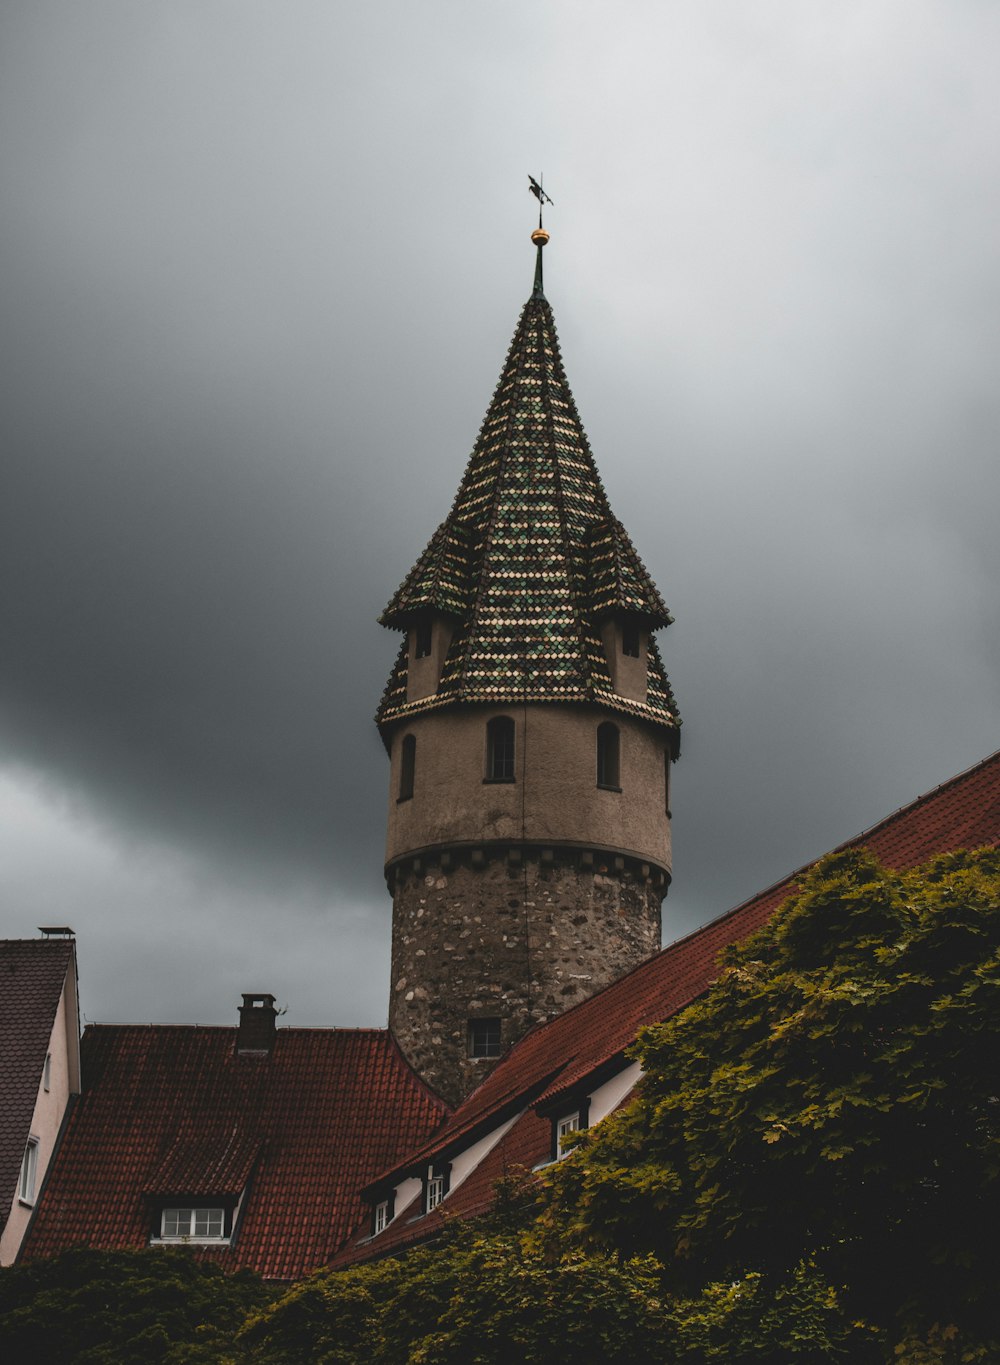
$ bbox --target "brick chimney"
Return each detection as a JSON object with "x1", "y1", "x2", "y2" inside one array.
[{"x1": 237, "y1": 993, "x2": 277, "y2": 1055}]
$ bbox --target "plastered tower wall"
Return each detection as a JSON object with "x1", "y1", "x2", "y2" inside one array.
[{"x1": 377, "y1": 230, "x2": 680, "y2": 1104}]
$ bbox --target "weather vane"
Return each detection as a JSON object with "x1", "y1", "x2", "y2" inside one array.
[{"x1": 528, "y1": 174, "x2": 553, "y2": 229}]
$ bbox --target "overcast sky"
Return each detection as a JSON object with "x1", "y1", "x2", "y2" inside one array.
[{"x1": 2, "y1": 2, "x2": 998, "y2": 1028}]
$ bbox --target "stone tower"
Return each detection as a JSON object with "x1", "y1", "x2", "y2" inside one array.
[{"x1": 378, "y1": 227, "x2": 680, "y2": 1105}]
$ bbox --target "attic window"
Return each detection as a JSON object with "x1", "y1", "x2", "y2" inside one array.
[
  {"x1": 424, "y1": 1162, "x2": 451, "y2": 1214},
  {"x1": 374, "y1": 1200, "x2": 391, "y2": 1235},
  {"x1": 159, "y1": 1207, "x2": 228, "y2": 1242},
  {"x1": 557, "y1": 1113, "x2": 581, "y2": 1154},
  {"x1": 485, "y1": 716, "x2": 515, "y2": 782},
  {"x1": 467, "y1": 1017, "x2": 502, "y2": 1059},
  {"x1": 18, "y1": 1138, "x2": 39, "y2": 1204},
  {"x1": 414, "y1": 621, "x2": 433, "y2": 658},
  {"x1": 622, "y1": 621, "x2": 641, "y2": 657}
]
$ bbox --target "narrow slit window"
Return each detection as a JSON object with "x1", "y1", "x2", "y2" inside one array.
[
  {"x1": 622, "y1": 621, "x2": 641, "y2": 657},
  {"x1": 398, "y1": 734, "x2": 416, "y2": 802},
  {"x1": 597, "y1": 723, "x2": 620, "y2": 789},
  {"x1": 414, "y1": 620, "x2": 433, "y2": 659},
  {"x1": 486, "y1": 716, "x2": 515, "y2": 782},
  {"x1": 665, "y1": 750, "x2": 672, "y2": 815}
]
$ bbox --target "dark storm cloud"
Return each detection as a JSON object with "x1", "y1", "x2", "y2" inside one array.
[{"x1": 1, "y1": 2, "x2": 998, "y2": 1026}]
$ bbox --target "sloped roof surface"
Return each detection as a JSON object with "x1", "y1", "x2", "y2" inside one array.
[
  {"x1": 23, "y1": 1026, "x2": 447, "y2": 1281},
  {"x1": 378, "y1": 268, "x2": 677, "y2": 735},
  {"x1": 341, "y1": 749, "x2": 1000, "y2": 1263},
  {"x1": 0, "y1": 938, "x2": 74, "y2": 1219}
]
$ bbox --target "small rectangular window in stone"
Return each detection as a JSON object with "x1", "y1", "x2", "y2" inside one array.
[
  {"x1": 622, "y1": 621, "x2": 641, "y2": 657},
  {"x1": 414, "y1": 620, "x2": 433, "y2": 658},
  {"x1": 486, "y1": 716, "x2": 516, "y2": 782},
  {"x1": 398, "y1": 733, "x2": 416, "y2": 802},
  {"x1": 597, "y1": 722, "x2": 620, "y2": 789},
  {"x1": 467, "y1": 1016, "x2": 502, "y2": 1059}
]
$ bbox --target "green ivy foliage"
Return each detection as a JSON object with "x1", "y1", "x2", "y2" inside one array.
[
  {"x1": 0, "y1": 1248, "x2": 270, "y2": 1364},
  {"x1": 536, "y1": 847, "x2": 1000, "y2": 1354}
]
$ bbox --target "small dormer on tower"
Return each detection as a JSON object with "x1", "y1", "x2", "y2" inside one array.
[{"x1": 377, "y1": 209, "x2": 680, "y2": 1105}]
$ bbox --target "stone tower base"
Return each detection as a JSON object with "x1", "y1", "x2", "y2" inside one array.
[{"x1": 388, "y1": 845, "x2": 665, "y2": 1106}]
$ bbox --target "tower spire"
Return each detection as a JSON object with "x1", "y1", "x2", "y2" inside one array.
[{"x1": 528, "y1": 173, "x2": 552, "y2": 300}]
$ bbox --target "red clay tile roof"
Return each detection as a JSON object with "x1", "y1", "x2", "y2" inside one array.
[
  {"x1": 23, "y1": 1025, "x2": 448, "y2": 1281},
  {"x1": 0, "y1": 939, "x2": 75, "y2": 1220},
  {"x1": 340, "y1": 749, "x2": 1000, "y2": 1264}
]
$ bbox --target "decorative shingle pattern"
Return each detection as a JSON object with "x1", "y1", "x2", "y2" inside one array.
[
  {"x1": 0, "y1": 939, "x2": 74, "y2": 1223},
  {"x1": 378, "y1": 290, "x2": 677, "y2": 734},
  {"x1": 23, "y1": 1026, "x2": 448, "y2": 1282},
  {"x1": 338, "y1": 749, "x2": 1000, "y2": 1265}
]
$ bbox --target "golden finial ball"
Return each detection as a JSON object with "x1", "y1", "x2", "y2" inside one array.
[{"x1": 531, "y1": 228, "x2": 550, "y2": 247}]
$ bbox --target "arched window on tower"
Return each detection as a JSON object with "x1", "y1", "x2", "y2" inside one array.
[
  {"x1": 597, "y1": 722, "x2": 620, "y2": 790},
  {"x1": 398, "y1": 734, "x2": 416, "y2": 802},
  {"x1": 485, "y1": 716, "x2": 516, "y2": 782}
]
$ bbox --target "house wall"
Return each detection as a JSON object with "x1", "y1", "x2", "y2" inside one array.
[{"x1": 1, "y1": 973, "x2": 79, "y2": 1265}]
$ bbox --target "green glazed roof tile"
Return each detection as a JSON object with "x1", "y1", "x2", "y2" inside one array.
[{"x1": 378, "y1": 274, "x2": 678, "y2": 738}]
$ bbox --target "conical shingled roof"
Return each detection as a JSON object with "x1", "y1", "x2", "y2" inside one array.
[{"x1": 378, "y1": 255, "x2": 678, "y2": 736}]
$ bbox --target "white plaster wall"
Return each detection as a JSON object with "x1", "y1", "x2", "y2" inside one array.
[
  {"x1": 588, "y1": 1060, "x2": 643, "y2": 1126},
  {"x1": 1, "y1": 971, "x2": 80, "y2": 1265},
  {"x1": 444, "y1": 1113, "x2": 519, "y2": 1197}
]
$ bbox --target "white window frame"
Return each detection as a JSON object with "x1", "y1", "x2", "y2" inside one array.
[
  {"x1": 19, "y1": 1138, "x2": 39, "y2": 1204},
  {"x1": 425, "y1": 1175, "x2": 445, "y2": 1212},
  {"x1": 556, "y1": 1112, "x2": 581, "y2": 1157},
  {"x1": 374, "y1": 1200, "x2": 390, "y2": 1234},
  {"x1": 158, "y1": 1206, "x2": 227, "y2": 1243}
]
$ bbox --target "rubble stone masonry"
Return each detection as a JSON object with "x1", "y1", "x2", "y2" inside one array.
[{"x1": 388, "y1": 849, "x2": 663, "y2": 1107}]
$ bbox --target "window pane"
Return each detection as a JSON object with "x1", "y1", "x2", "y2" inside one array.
[
  {"x1": 399, "y1": 734, "x2": 416, "y2": 801},
  {"x1": 597, "y1": 723, "x2": 620, "y2": 788},
  {"x1": 19, "y1": 1141, "x2": 38, "y2": 1201},
  {"x1": 468, "y1": 1017, "x2": 502, "y2": 1058},
  {"x1": 487, "y1": 717, "x2": 515, "y2": 781}
]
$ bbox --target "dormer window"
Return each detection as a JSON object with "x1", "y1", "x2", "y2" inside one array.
[
  {"x1": 549, "y1": 1098, "x2": 590, "y2": 1161},
  {"x1": 485, "y1": 716, "x2": 516, "y2": 782},
  {"x1": 622, "y1": 621, "x2": 641, "y2": 657},
  {"x1": 423, "y1": 1162, "x2": 451, "y2": 1213},
  {"x1": 374, "y1": 1200, "x2": 391, "y2": 1234},
  {"x1": 414, "y1": 620, "x2": 433, "y2": 659},
  {"x1": 159, "y1": 1207, "x2": 228, "y2": 1242},
  {"x1": 556, "y1": 1113, "x2": 581, "y2": 1155}
]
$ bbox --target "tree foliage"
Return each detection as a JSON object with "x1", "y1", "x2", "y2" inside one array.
[
  {"x1": 537, "y1": 847, "x2": 1000, "y2": 1352},
  {"x1": 0, "y1": 1247, "x2": 270, "y2": 1364}
]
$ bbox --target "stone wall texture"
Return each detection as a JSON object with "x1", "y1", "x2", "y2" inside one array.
[{"x1": 388, "y1": 849, "x2": 662, "y2": 1107}]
